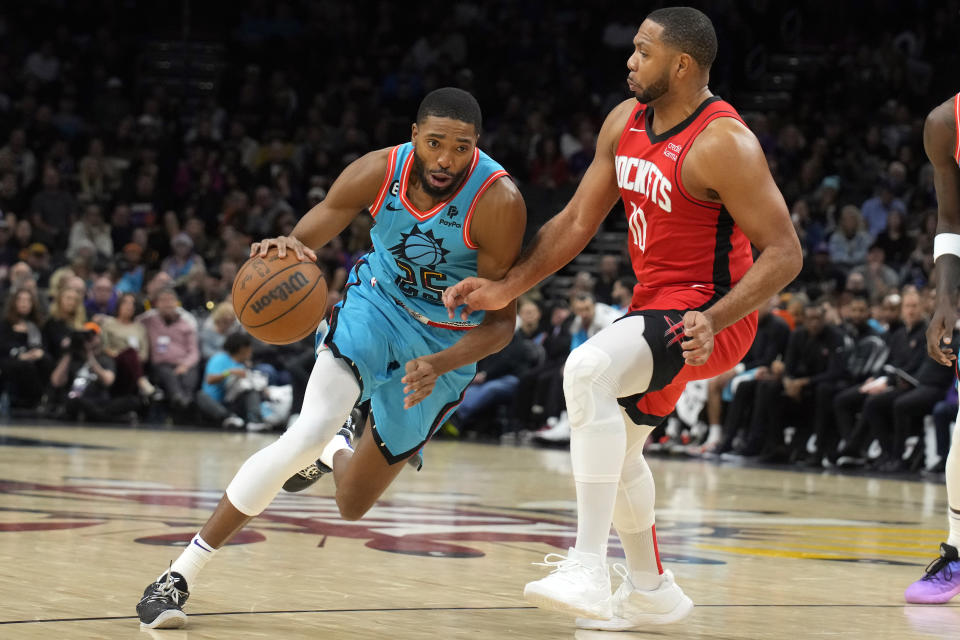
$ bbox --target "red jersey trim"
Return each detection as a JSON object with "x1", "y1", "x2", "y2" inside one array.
[
  {"x1": 674, "y1": 110, "x2": 741, "y2": 210},
  {"x1": 369, "y1": 147, "x2": 398, "y2": 219},
  {"x1": 954, "y1": 94, "x2": 960, "y2": 165},
  {"x1": 462, "y1": 170, "x2": 510, "y2": 250},
  {"x1": 398, "y1": 147, "x2": 480, "y2": 221}
]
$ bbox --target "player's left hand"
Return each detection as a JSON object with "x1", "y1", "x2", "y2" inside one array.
[
  {"x1": 402, "y1": 357, "x2": 439, "y2": 409},
  {"x1": 681, "y1": 310, "x2": 714, "y2": 366}
]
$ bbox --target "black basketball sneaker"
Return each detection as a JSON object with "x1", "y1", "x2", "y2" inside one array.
[
  {"x1": 282, "y1": 405, "x2": 364, "y2": 492},
  {"x1": 137, "y1": 569, "x2": 189, "y2": 629}
]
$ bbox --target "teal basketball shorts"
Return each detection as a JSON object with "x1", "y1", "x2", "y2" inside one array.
[{"x1": 317, "y1": 259, "x2": 475, "y2": 464}]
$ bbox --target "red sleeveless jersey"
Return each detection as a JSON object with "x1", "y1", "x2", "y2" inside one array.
[{"x1": 615, "y1": 96, "x2": 754, "y2": 310}]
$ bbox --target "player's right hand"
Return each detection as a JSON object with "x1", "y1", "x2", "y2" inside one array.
[
  {"x1": 442, "y1": 277, "x2": 510, "y2": 321},
  {"x1": 250, "y1": 236, "x2": 317, "y2": 263},
  {"x1": 926, "y1": 299, "x2": 957, "y2": 367}
]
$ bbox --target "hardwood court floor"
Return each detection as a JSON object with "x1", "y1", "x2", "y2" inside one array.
[{"x1": 0, "y1": 423, "x2": 956, "y2": 639}]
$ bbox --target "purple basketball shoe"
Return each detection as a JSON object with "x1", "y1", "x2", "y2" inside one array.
[{"x1": 905, "y1": 543, "x2": 960, "y2": 604}]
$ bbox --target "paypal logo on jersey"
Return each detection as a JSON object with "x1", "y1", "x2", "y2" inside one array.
[
  {"x1": 615, "y1": 155, "x2": 672, "y2": 212},
  {"x1": 438, "y1": 204, "x2": 462, "y2": 229}
]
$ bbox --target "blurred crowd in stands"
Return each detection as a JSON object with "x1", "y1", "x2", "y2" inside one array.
[{"x1": 0, "y1": 0, "x2": 957, "y2": 476}]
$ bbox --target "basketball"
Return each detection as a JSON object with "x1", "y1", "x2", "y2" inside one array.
[{"x1": 232, "y1": 251, "x2": 327, "y2": 345}]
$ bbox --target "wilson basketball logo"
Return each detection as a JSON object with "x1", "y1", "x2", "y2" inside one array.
[{"x1": 250, "y1": 271, "x2": 310, "y2": 314}]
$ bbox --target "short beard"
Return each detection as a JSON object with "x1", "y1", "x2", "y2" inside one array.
[
  {"x1": 634, "y1": 71, "x2": 671, "y2": 104},
  {"x1": 412, "y1": 149, "x2": 469, "y2": 199}
]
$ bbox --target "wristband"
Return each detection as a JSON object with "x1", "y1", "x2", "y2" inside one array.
[{"x1": 934, "y1": 233, "x2": 960, "y2": 261}]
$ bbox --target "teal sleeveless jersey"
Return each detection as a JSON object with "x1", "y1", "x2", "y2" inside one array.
[{"x1": 366, "y1": 142, "x2": 509, "y2": 329}]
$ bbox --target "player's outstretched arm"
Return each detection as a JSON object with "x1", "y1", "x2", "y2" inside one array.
[
  {"x1": 442, "y1": 101, "x2": 631, "y2": 317},
  {"x1": 679, "y1": 118, "x2": 802, "y2": 365},
  {"x1": 250, "y1": 149, "x2": 390, "y2": 262},
  {"x1": 402, "y1": 178, "x2": 526, "y2": 409},
  {"x1": 924, "y1": 99, "x2": 960, "y2": 366}
]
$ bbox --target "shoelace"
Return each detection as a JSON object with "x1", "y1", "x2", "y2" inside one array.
[
  {"x1": 145, "y1": 565, "x2": 182, "y2": 605},
  {"x1": 533, "y1": 552, "x2": 607, "y2": 580},
  {"x1": 922, "y1": 555, "x2": 954, "y2": 583},
  {"x1": 533, "y1": 552, "x2": 579, "y2": 574}
]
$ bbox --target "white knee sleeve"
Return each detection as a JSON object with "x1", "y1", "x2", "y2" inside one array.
[
  {"x1": 564, "y1": 344, "x2": 620, "y2": 426},
  {"x1": 565, "y1": 344, "x2": 626, "y2": 484},
  {"x1": 226, "y1": 350, "x2": 360, "y2": 516}
]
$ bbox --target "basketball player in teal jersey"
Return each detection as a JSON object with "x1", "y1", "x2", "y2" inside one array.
[
  {"x1": 135, "y1": 88, "x2": 526, "y2": 629},
  {"x1": 905, "y1": 93, "x2": 960, "y2": 605}
]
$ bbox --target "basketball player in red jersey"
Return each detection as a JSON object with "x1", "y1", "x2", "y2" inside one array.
[
  {"x1": 444, "y1": 7, "x2": 801, "y2": 630},
  {"x1": 904, "y1": 95, "x2": 960, "y2": 605}
]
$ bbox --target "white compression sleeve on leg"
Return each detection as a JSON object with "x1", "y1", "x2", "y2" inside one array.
[
  {"x1": 612, "y1": 413, "x2": 662, "y2": 590},
  {"x1": 225, "y1": 349, "x2": 360, "y2": 516}
]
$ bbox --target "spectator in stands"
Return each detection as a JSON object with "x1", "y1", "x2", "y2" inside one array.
[
  {"x1": 852, "y1": 243, "x2": 900, "y2": 300},
  {"x1": 86, "y1": 276, "x2": 118, "y2": 317},
  {"x1": 0, "y1": 129, "x2": 37, "y2": 188},
  {"x1": 706, "y1": 295, "x2": 791, "y2": 456},
  {"x1": 797, "y1": 243, "x2": 846, "y2": 301},
  {"x1": 68, "y1": 204, "x2": 113, "y2": 260},
  {"x1": 200, "y1": 302, "x2": 239, "y2": 361},
  {"x1": 883, "y1": 347, "x2": 956, "y2": 472},
  {"x1": 861, "y1": 178, "x2": 906, "y2": 238},
  {"x1": 0, "y1": 219, "x2": 16, "y2": 266},
  {"x1": 49, "y1": 321, "x2": 140, "y2": 424},
  {"x1": 449, "y1": 298, "x2": 544, "y2": 437},
  {"x1": 196, "y1": 332, "x2": 265, "y2": 431},
  {"x1": 873, "y1": 209, "x2": 912, "y2": 271},
  {"x1": 510, "y1": 300, "x2": 573, "y2": 433},
  {"x1": 610, "y1": 277, "x2": 634, "y2": 313},
  {"x1": 97, "y1": 292, "x2": 156, "y2": 400},
  {"x1": 741, "y1": 302, "x2": 844, "y2": 461},
  {"x1": 23, "y1": 243, "x2": 52, "y2": 290},
  {"x1": 829, "y1": 205, "x2": 872, "y2": 271},
  {"x1": 140, "y1": 288, "x2": 199, "y2": 412},
  {"x1": 115, "y1": 243, "x2": 145, "y2": 294},
  {"x1": 161, "y1": 232, "x2": 205, "y2": 285},
  {"x1": 870, "y1": 292, "x2": 903, "y2": 334},
  {"x1": 593, "y1": 255, "x2": 622, "y2": 306},
  {"x1": 30, "y1": 165, "x2": 76, "y2": 251},
  {"x1": 568, "y1": 292, "x2": 620, "y2": 350},
  {"x1": 0, "y1": 287, "x2": 50, "y2": 409},
  {"x1": 44, "y1": 285, "x2": 86, "y2": 360},
  {"x1": 833, "y1": 288, "x2": 927, "y2": 467}
]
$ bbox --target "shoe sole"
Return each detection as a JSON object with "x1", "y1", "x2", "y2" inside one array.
[
  {"x1": 523, "y1": 585, "x2": 612, "y2": 620},
  {"x1": 140, "y1": 609, "x2": 187, "y2": 629},
  {"x1": 575, "y1": 594, "x2": 694, "y2": 630}
]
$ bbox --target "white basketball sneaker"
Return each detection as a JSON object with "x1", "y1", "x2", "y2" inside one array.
[
  {"x1": 575, "y1": 567, "x2": 693, "y2": 631},
  {"x1": 523, "y1": 547, "x2": 613, "y2": 619}
]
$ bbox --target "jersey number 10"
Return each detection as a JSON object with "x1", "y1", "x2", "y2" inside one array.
[{"x1": 628, "y1": 203, "x2": 648, "y2": 253}]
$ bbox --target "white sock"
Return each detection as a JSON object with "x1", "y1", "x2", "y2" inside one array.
[
  {"x1": 164, "y1": 534, "x2": 217, "y2": 587},
  {"x1": 707, "y1": 424, "x2": 722, "y2": 443},
  {"x1": 949, "y1": 508, "x2": 960, "y2": 549},
  {"x1": 319, "y1": 433, "x2": 351, "y2": 469},
  {"x1": 619, "y1": 526, "x2": 663, "y2": 590}
]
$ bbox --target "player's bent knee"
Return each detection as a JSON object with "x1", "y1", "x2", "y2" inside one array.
[
  {"x1": 335, "y1": 491, "x2": 373, "y2": 521},
  {"x1": 563, "y1": 344, "x2": 617, "y2": 427}
]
